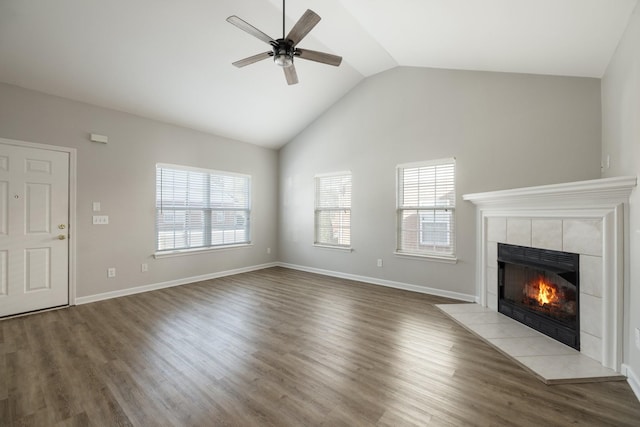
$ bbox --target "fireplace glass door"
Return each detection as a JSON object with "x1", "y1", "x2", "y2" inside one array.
[
  {"x1": 502, "y1": 264, "x2": 577, "y2": 327},
  {"x1": 498, "y1": 243, "x2": 579, "y2": 349}
]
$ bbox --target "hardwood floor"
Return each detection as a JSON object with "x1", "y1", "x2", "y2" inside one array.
[{"x1": 1, "y1": 266, "x2": 640, "y2": 426}]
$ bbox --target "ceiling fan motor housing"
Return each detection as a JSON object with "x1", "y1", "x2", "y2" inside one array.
[{"x1": 273, "y1": 39, "x2": 295, "y2": 67}]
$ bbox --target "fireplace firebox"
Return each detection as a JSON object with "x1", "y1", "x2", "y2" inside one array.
[{"x1": 498, "y1": 243, "x2": 579, "y2": 349}]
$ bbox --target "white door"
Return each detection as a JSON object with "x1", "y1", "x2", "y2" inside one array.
[{"x1": 0, "y1": 142, "x2": 69, "y2": 317}]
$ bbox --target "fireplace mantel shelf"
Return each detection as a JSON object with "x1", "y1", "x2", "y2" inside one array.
[{"x1": 463, "y1": 176, "x2": 637, "y2": 208}]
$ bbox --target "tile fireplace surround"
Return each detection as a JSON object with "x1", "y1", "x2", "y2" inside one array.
[{"x1": 461, "y1": 176, "x2": 636, "y2": 381}]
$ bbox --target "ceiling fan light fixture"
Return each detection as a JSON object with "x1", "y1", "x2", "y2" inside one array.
[{"x1": 274, "y1": 52, "x2": 294, "y2": 67}]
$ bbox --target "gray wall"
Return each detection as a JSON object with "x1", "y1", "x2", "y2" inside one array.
[
  {"x1": 0, "y1": 67, "x2": 604, "y2": 305},
  {"x1": 601, "y1": 3, "x2": 640, "y2": 390},
  {"x1": 0, "y1": 83, "x2": 279, "y2": 298},
  {"x1": 278, "y1": 67, "x2": 602, "y2": 297}
]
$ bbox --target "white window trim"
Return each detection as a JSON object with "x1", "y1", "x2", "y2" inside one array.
[
  {"x1": 155, "y1": 164, "x2": 251, "y2": 253},
  {"x1": 395, "y1": 157, "x2": 456, "y2": 261},
  {"x1": 396, "y1": 158, "x2": 454, "y2": 169},
  {"x1": 314, "y1": 171, "x2": 352, "y2": 249},
  {"x1": 153, "y1": 243, "x2": 253, "y2": 259},
  {"x1": 157, "y1": 163, "x2": 251, "y2": 180},
  {"x1": 315, "y1": 170, "x2": 352, "y2": 178},
  {"x1": 313, "y1": 243, "x2": 354, "y2": 252},
  {"x1": 393, "y1": 251, "x2": 458, "y2": 264}
]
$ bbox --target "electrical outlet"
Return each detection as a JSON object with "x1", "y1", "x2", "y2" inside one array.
[
  {"x1": 377, "y1": 259, "x2": 383, "y2": 267},
  {"x1": 267, "y1": 247, "x2": 271, "y2": 254},
  {"x1": 635, "y1": 328, "x2": 640, "y2": 351},
  {"x1": 141, "y1": 263, "x2": 148, "y2": 272},
  {"x1": 107, "y1": 267, "x2": 116, "y2": 278}
]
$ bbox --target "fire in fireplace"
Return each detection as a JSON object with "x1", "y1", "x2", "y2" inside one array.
[{"x1": 498, "y1": 243, "x2": 579, "y2": 349}]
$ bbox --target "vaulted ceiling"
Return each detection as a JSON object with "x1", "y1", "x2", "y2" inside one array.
[{"x1": 0, "y1": 0, "x2": 636, "y2": 148}]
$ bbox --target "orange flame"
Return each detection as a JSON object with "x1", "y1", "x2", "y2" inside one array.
[{"x1": 535, "y1": 278, "x2": 559, "y2": 306}]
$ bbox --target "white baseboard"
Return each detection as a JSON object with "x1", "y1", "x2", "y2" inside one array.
[
  {"x1": 75, "y1": 262, "x2": 279, "y2": 305},
  {"x1": 76, "y1": 261, "x2": 475, "y2": 306},
  {"x1": 278, "y1": 262, "x2": 476, "y2": 302},
  {"x1": 622, "y1": 364, "x2": 640, "y2": 403}
]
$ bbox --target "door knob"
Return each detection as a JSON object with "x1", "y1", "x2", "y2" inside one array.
[{"x1": 58, "y1": 234, "x2": 66, "y2": 240}]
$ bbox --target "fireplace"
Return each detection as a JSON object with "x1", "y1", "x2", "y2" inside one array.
[
  {"x1": 498, "y1": 243, "x2": 580, "y2": 350},
  {"x1": 464, "y1": 177, "x2": 636, "y2": 370}
]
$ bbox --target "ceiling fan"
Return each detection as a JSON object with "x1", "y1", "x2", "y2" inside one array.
[{"x1": 226, "y1": 0, "x2": 342, "y2": 85}]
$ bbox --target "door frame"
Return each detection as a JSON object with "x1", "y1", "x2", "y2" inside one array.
[{"x1": 0, "y1": 137, "x2": 77, "y2": 306}]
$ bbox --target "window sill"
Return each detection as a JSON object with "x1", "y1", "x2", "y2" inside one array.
[
  {"x1": 154, "y1": 243, "x2": 253, "y2": 259},
  {"x1": 394, "y1": 251, "x2": 458, "y2": 264},
  {"x1": 313, "y1": 244, "x2": 353, "y2": 253}
]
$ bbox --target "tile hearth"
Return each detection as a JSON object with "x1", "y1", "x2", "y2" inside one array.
[{"x1": 437, "y1": 303, "x2": 625, "y2": 384}]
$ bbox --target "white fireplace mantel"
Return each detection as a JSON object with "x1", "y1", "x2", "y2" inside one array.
[
  {"x1": 463, "y1": 176, "x2": 637, "y2": 372},
  {"x1": 463, "y1": 175, "x2": 637, "y2": 209}
]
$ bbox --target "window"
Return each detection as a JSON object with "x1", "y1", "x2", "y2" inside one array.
[
  {"x1": 315, "y1": 172, "x2": 352, "y2": 248},
  {"x1": 396, "y1": 158, "x2": 455, "y2": 258},
  {"x1": 156, "y1": 164, "x2": 250, "y2": 252}
]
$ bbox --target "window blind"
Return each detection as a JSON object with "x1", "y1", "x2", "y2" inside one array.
[
  {"x1": 156, "y1": 164, "x2": 251, "y2": 251},
  {"x1": 397, "y1": 159, "x2": 455, "y2": 257},
  {"x1": 315, "y1": 172, "x2": 352, "y2": 247}
]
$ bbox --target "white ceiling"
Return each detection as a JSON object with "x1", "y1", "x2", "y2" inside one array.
[{"x1": 0, "y1": 0, "x2": 636, "y2": 149}]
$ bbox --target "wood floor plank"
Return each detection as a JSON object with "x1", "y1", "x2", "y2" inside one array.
[{"x1": 2, "y1": 266, "x2": 640, "y2": 426}]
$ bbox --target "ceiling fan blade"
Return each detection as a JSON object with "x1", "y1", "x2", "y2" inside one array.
[
  {"x1": 283, "y1": 65, "x2": 299, "y2": 85},
  {"x1": 226, "y1": 15, "x2": 275, "y2": 45},
  {"x1": 232, "y1": 52, "x2": 273, "y2": 68},
  {"x1": 296, "y1": 49, "x2": 342, "y2": 67},
  {"x1": 286, "y1": 9, "x2": 321, "y2": 47}
]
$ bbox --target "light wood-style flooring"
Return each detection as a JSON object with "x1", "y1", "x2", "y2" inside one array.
[{"x1": 2, "y1": 267, "x2": 640, "y2": 426}]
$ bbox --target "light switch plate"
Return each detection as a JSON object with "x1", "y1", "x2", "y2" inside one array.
[
  {"x1": 93, "y1": 215, "x2": 109, "y2": 225},
  {"x1": 93, "y1": 202, "x2": 101, "y2": 212}
]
